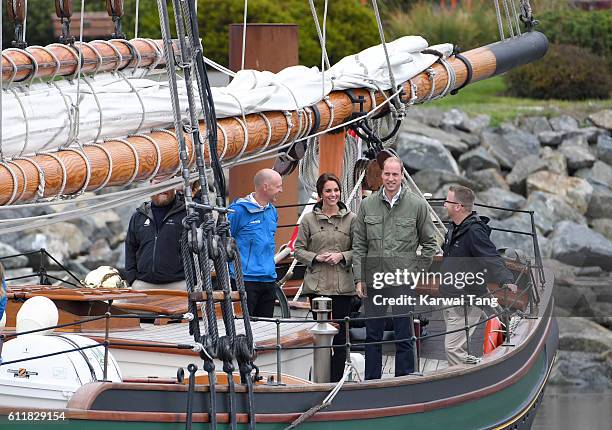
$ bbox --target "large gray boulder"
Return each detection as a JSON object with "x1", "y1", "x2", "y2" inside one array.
[
  {"x1": 457, "y1": 114, "x2": 491, "y2": 134},
  {"x1": 396, "y1": 132, "x2": 460, "y2": 174},
  {"x1": 591, "y1": 218, "x2": 612, "y2": 241},
  {"x1": 549, "y1": 115, "x2": 579, "y2": 132},
  {"x1": 505, "y1": 154, "x2": 548, "y2": 194},
  {"x1": 458, "y1": 147, "x2": 500, "y2": 172},
  {"x1": 467, "y1": 168, "x2": 509, "y2": 190},
  {"x1": 411, "y1": 169, "x2": 478, "y2": 193},
  {"x1": 586, "y1": 183, "x2": 612, "y2": 219},
  {"x1": 575, "y1": 161, "x2": 612, "y2": 188},
  {"x1": 588, "y1": 109, "x2": 612, "y2": 131},
  {"x1": 539, "y1": 146, "x2": 567, "y2": 175},
  {"x1": 0, "y1": 242, "x2": 29, "y2": 269},
  {"x1": 12, "y1": 223, "x2": 92, "y2": 264},
  {"x1": 440, "y1": 109, "x2": 469, "y2": 129},
  {"x1": 537, "y1": 130, "x2": 565, "y2": 147},
  {"x1": 408, "y1": 107, "x2": 445, "y2": 128},
  {"x1": 481, "y1": 125, "x2": 540, "y2": 169},
  {"x1": 563, "y1": 126, "x2": 607, "y2": 144},
  {"x1": 489, "y1": 215, "x2": 544, "y2": 257},
  {"x1": 519, "y1": 116, "x2": 552, "y2": 134},
  {"x1": 440, "y1": 125, "x2": 481, "y2": 148},
  {"x1": 526, "y1": 171, "x2": 593, "y2": 214},
  {"x1": 557, "y1": 317, "x2": 612, "y2": 354},
  {"x1": 400, "y1": 120, "x2": 469, "y2": 156},
  {"x1": 476, "y1": 188, "x2": 526, "y2": 220},
  {"x1": 559, "y1": 135, "x2": 596, "y2": 172},
  {"x1": 71, "y1": 210, "x2": 124, "y2": 246},
  {"x1": 596, "y1": 134, "x2": 612, "y2": 165},
  {"x1": 549, "y1": 221, "x2": 612, "y2": 270},
  {"x1": 523, "y1": 191, "x2": 586, "y2": 235}
]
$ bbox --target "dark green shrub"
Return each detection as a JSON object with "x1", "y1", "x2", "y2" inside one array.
[
  {"x1": 504, "y1": 44, "x2": 611, "y2": 100},
  {"x1": 538, "y1": 8, "x2": 611, "y2": 67}
]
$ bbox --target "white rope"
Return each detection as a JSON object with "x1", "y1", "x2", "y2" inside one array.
[
  {"x1": 12, "y1": 156, "x2": 45, "y2": 200},
  {"x1": 203, "y1": 55, "x2": 236, "y2": 78},
  {"x1": 494, "y1": 0, "x2": 505, "y2": 41},
  {"x1": 7, "y1": 160, "x2": 27, "y2": 201},
  {"x1": 8, "y1": 87, "x2": 30, "y2": 156},
  {"x1": 224, "y1": 92, "x2": 250, "y2": 166},
  {"x1": 135, "y1": 0, "x2": 141, "y2": 39},
  {"x1": 502, "y1": 0, "x2": 515, "y2": 38},
  {"x1": 117, "y1": 71, "x2": 147, "y2": 135},
  {"x1": 79, "y1": 75, "x2": 104, "y2": 143},
  {"x1": 38, "y1": 151, "x2": 68, "y2": 198},
  {"x1": 241, "y1": 0, "x2": 248, "y2": 70},
  {"x1": 70, "y1": 0, "x2": 87, "y2": 146}
]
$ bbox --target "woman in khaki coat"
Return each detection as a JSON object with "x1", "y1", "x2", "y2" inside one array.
[{"x1": 294, "y1": 173, "x2": 357, "y2": 382}]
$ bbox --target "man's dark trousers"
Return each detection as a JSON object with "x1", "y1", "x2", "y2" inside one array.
[{"x1": 364, "y1": 287, "x2": 415, "y2": 380}]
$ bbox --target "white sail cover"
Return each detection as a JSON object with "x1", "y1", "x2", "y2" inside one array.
[{"x1": 1, "y1": 37, "x2": 452, "y2": 157}]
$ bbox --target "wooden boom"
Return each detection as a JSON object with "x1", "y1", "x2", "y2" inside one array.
[
  {"x1": 1, "y1": 38, "x2": 168, "y2": 83},
  {"x1": 0, "y1": 32, "x2": 548, "y2": 205}
]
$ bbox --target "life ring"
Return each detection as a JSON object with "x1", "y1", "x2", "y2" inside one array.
[{"x1": 483, "y1": 317, "x2": 504, "y2": 354}]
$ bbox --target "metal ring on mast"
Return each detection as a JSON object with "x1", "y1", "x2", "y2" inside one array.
[
  {"x1": 1, "y1": 51, "x2": 19, "y2": 85},
  {"x1": 73, "y1": 41, "x2": 104, "y2": 76},
  {"x1": 6, "y1": 160, "x2": 27, "y2": 202},
  {"x1": 0, "y1": 162, "x2": 19, "y2": 205},
  {"x1": 84, "y1": 142, "x2": 114, "y2": 191},
  {"x1": 61, "y1": 147, "x2": 92, "y2": 195},
  {"x1": 12, "y1": 156, "x2": 46, "y2": 200},
  {"x1": 129, "y1": 133, "x2": 162, "y2": 181},
  {"x1": 112, "y1": 138, "x2": 141, "y2": 185},
  {"x1": 26, "y1": 45, "x2": 62, "y2": 80},
  {"x1": 37, "y1": 151, "x2": 68, "y2": 198}
]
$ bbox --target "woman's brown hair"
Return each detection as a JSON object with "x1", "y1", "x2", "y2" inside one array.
[{"x1": 316, "y1": 173, "x2": 342, "y2": 198}]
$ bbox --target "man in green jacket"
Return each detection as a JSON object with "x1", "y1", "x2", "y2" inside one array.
[{"x1": 353, "y1": 156, "x2": 438, "y2": 379}]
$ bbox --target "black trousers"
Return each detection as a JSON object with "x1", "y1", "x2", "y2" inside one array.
[
  {"x1": 244, "y1": 281, "x2": 276, "y2": 318},
  {"x1": 311, "y1": 295, "x2": 355, "y2": 382}
]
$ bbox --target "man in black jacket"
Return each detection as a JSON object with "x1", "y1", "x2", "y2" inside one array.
[
  {"x1": 441, "y1": 185, "x2": 517, "y2": 365},
  {"x1": 124, "y1": 180, "x2": 187, "y2": 290}
]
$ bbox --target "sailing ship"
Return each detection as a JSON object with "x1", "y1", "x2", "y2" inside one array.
[{"x1": 0, "y1": 0, "x2": 557, "y2": 429}]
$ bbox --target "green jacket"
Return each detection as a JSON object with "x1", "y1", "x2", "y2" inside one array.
[
  {"x1": 353, "y1": 187, "x2": 438, "y2": 285},
  {"x1": 294, "y1": 202, "x2": 357, "y2": 296}
]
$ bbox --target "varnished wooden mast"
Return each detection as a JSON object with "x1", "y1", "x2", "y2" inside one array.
[
  {"x1": 0, "y1": 38, "x2": 170, "y2": 83},
  {"x1": 0, "y1": 32, "x2": 548, "y2": 205}
]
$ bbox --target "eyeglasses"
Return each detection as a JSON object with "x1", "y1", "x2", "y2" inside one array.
[{"x1": 444, "y1": 200, "x2": 463, "y2": 206}]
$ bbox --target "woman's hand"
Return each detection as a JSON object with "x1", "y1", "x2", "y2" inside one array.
[
  {"x1": 315, "y1": 253, "x2": 331, "y2": 263},
  {"x1": 325, "y1": 252, "x2": 344, "y2": 265}
]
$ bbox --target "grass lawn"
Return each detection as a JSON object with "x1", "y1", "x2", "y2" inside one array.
[{"x1": 422, "y1": 76, "x2": 611, "y2": 125}]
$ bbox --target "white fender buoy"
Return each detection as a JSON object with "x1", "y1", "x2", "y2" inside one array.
[{"x1": 16, "y1": 296, "x2": 59, "y2": 335}]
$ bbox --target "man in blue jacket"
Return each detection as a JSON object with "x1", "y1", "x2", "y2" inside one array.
[
  {"x1": 441, "y1": 185, "x2": 517, "y2": 365},
  {"x1": 229, "y1": 168, "x2": 283, "y2": 317}
]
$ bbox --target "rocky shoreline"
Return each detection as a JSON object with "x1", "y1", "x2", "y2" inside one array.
[
  {"x1": 396, "y1": 107, "x2": 612, "y2": 389},
  {"x1": 1, "y1": 107, "x2": 611, "y2": 389}
]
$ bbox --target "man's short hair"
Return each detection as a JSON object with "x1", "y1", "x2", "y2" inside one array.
[
  {"x1": 383, "y1": 156, "x2": 403, "y2": 171},
  {"x1": 449, "y1": 185, "x2": 475, "y2": 211}
]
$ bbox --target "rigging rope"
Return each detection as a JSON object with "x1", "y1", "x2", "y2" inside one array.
[{"x1": 241, "y1": 0, "x2": 248, "y2": 70}]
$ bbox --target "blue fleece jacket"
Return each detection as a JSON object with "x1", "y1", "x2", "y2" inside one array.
[
  {"x1": 228, "y1": 195, "x2": 278, "y2": 283},
  {"x1": 0, "y1": 279, "x2": 7, "y2": 322}
]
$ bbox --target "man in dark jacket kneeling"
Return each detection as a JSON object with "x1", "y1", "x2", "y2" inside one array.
[{"x1": 441, "y1": 185, "x2": 517, "y2": 366}]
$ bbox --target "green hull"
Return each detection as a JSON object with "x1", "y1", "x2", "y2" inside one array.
[{"x1": 0, "y1": 347, "x2": 551, "y2": 430}]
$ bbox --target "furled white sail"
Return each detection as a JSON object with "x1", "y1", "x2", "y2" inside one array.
[{"x1": 1, "y1": 37, "x2": 452, "y2": 157}]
